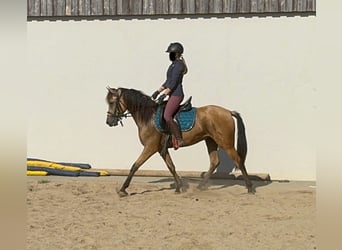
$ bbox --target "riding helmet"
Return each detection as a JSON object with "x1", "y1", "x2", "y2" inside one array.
[{"x1": 166, "y1": 42, "x2": 184, "y2": 54}]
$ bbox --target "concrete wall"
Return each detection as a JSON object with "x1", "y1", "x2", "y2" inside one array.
[{"x1": 27, "y1": 14, "x2": 317, "y2": 180}]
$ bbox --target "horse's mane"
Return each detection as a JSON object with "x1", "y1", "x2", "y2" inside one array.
[{"x1": 120, "y1": 88, "x2": 157, "y2": 125}]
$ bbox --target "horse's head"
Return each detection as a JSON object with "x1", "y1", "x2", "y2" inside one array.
[{"x1": 106, "y1": 87, "x2": 127, "y2": 127}]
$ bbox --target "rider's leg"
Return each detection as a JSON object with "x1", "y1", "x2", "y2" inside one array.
[{"x1": 164, "y1": 95, "x2": 184, "y2": 149}]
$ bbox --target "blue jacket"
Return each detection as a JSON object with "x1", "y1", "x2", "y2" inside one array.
[{"x1": 162, "y1": 59, "x2": 185, "y2": 97}]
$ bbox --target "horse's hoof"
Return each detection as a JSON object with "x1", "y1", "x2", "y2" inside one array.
[
  {"x1": 118, "y1": 190, "x2": 128, "y2": 197},
  {"x1": 247, "y1": 187, "x2": 256, "y2": 194}
]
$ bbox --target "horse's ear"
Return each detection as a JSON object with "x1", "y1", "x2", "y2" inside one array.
[{"x1": 106, "y1": 86, "x2": 117, "y2": 94}]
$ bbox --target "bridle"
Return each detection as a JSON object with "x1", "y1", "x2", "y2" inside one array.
[{"x1": 107, "y1": 88, "x2": 131, "y2": 126}]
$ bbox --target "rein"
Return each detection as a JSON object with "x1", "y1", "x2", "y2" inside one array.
[{"x1": 107, "y1": 89, "x2": 132, "y2": 126}]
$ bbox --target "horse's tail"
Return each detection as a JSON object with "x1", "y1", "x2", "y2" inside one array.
[{"x1": 231, "y1": 111, "x2": 247, "y2": 166}]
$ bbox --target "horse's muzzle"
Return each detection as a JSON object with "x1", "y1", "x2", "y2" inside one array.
[
  {"x1": 106, "y1": 122, "x2": 114, "y2": 127},
  {"x1": 106, "y1": 117, "x2": 118, "y2": 127}
]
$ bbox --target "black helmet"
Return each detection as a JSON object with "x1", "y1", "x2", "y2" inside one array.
[{"x1": 166, "y1": 42, "x2": 184, "y2": 54}]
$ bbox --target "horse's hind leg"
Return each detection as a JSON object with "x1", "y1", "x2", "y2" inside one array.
[
  {"x1": 198, "y1": 138, "x2": 220, "y2": 190},
  {"x1": 239, "y1": 162, "x2": 255, "y2": 193},
  {"x1": 159, "y1": 149, "x2": 183, "y2": 193},
  {"x1": 223, "y1": 147, "x2": 254, "y2": 193}
]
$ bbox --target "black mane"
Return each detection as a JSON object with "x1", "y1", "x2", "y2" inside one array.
[{"x1": 120, "y1": 88, "x2": 157, "y2": 125}]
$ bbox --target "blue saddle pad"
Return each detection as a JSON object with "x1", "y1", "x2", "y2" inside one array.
[{"x1": 154, "y1": 106, "x2": 196, "y2": 132}]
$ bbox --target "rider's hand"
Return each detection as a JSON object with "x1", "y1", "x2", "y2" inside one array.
[
  {"x1": 156, "y1": 94, "x2": 166, "y2": 104},
  {"x1": 151, "y1": 90, "x2": 159, "y2": 100}
]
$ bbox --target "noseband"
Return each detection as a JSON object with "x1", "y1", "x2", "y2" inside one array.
[{"x1": 107, "y1": 90, "x2": 131, "y2": 126}]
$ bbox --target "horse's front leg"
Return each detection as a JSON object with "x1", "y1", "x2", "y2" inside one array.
[
  {"x1": 159, "y1": 149, "x2": 183, "y2": 193},
  {"x1": 118, "y1": 147, "x2": 157, "y2": 197}
]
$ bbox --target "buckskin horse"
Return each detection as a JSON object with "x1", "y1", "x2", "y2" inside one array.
[{"x1": 106, "y1": 87, "x2": 254, "y2": 197}]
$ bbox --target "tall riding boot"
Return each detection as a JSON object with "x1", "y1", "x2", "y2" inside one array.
[{"x1": 166, "y1": 120, "x2": 184, "y2": 150}]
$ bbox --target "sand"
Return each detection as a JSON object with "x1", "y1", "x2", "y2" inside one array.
[{"x1": 27, "y1": 176, "x2": 316, "y2": 250}]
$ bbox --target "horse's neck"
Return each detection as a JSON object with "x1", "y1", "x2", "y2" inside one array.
[
  {"x1": 127, "y1": 108, "x2": 145, "y2": 123},
  {"x1": 124, "y1": 95, "x2": 156, "y2": 128},
  {"x1": 130, "y1": 112, "x2": 141, "y2": 126}
]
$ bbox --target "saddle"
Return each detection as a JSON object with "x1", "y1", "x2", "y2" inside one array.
[{"x1": 154, "y1": 96, "x2": 196, "y2": 133}]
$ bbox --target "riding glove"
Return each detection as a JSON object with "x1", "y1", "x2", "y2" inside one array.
[
  {"x1": 151, "y1": 90, "x2": 159, "y2": 100},
  {"x1": 156, "y1": 94, "x2": 166, "y2": 104}
]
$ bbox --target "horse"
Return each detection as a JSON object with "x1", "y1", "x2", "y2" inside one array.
[{"x1": 106, "y1": 87, "x2": 254, "y2": 197}]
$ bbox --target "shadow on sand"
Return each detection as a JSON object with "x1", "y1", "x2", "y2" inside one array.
[{"x1": 127, "y1": 176, "x2": 272, "y2": 196}]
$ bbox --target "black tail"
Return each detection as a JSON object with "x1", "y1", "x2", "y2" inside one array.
[{"x1": 231, "y1": 111, "x2": 247, "y2": 166}]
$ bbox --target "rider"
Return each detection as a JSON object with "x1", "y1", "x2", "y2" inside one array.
[{"x1": 151, "y1": 42, "x2": 188, "y2": 150}]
